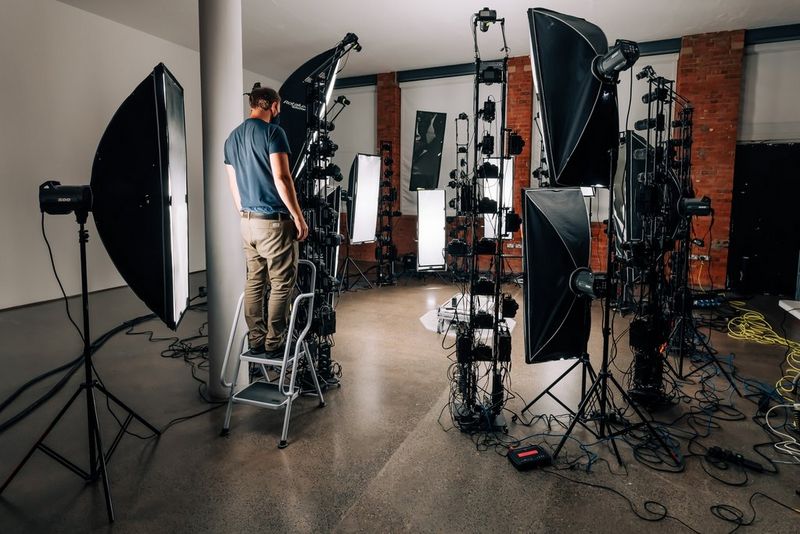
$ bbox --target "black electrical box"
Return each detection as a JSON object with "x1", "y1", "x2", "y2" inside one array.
[
  {"x1": 498, "y1": 328, "x2": 511, "y2": 361},
  {"x1": 471, "y1": 311, "x2": 494, "y2": 329},
  {"x1": 456, "y1": 330, "x2": 472, "y2": 364},
  {"x1": 508, "y1": 445, "x2": 552, "y2": 471}
]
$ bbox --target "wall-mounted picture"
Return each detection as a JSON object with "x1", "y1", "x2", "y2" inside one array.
[{"x1": 409, "y1": 110, "x2": 447, "y2": 191}]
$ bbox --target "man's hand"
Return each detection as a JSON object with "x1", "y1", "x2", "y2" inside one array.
[
  {"x1": 294, "y1": 214, "x2": 309, "y2": 241},
  {"x1": 225, "y1": 165, "x2": 242, "y2": 212}
]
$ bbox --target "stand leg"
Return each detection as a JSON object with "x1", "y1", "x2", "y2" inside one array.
[
  {"x1": 677, "y1": 318, "x2": 742, "y2": 396},
  {"x1": 95, "y1": 383, "x2": 161, "y2": 436},
  {"x1": 552, "y1": 376, "x2": 602, "y2": 460},
  {"x1": 87, "y1": 387, "x2": 114, "y2": 522},
  {"x1": 0, "y1": 386, "x2": 85, "y2": 493},
  {"x1": 519, "y1": 357, "x2": 583, "y2": 417},
  {"x1": 607, "y1": 373, "x2": 677, "y2": 463}
]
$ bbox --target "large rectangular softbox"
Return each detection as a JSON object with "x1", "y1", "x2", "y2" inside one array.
[
  {"x1": 347, "y1": 153, "x2": 381, "y2": 244},
  {"x1": 409, "y1": 111, "x2": 447, "y2": 191},
  {"x1": 416, "y1": 189, "x2": 446, "y2": 271},
  {"x1": 528, "y1": 8, "x2": 619, "y2": 187},
  {"x1": 483, "y1": 157, "x2": 514, "y2": 239},
  {"x1": 90, "y1": 63, "x2": 188, "y2": 329},
  {"x1": 523, "y1": 188, "x2": 591, "y2": 363}
]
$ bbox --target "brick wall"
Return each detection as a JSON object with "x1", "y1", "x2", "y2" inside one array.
[
  {"x1": 505, "y1": 56, "x2": 534, "y2": 273},
  {"x1": 590, "y1": 222, "x2": 608, "y2": 273},
  {"x1": 345, "y1": 41, "x2": 744, "y2": 286},
  {"x1": 676, "y1": 30, "x2": 745, "y2": 288},
  {"x1": 344, "y1": 72, "x2": 402, "y2": 262},
  {"x1": 345, "y1": 61, "x2": 533, "y2": 273}
]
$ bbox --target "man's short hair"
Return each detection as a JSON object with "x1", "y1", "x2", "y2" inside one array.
[{"x1": 247, "y1": 83, "x2": 280, "y2": 110}]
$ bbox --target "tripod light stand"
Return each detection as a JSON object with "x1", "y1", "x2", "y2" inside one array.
[
  {"x1": 1, "y1": 201, "x2": 161, "y2": 522},
  {"x1": 522, "y1": 9, "x2": 677, "y2": 464},
  {"x1": 0, "y1": 63, "x2": 189, "y2": 522}
]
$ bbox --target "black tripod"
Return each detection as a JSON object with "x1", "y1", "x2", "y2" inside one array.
[
  {"x1": 337, "y1": 228, "x2": 373, "y2": 292},
  {"x1": 0, "y1": 211, "x2": 160, "y2": 522},
  {"x1": 667, "y1": 225, "x2": 741, "y2": 395}
]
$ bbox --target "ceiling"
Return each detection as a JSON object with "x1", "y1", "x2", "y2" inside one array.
[{"x1": 59, "y1": 0, "x2": 800, "y2": 81}]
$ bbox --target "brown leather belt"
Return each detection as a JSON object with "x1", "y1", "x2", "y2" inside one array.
[{"x1": 241, "y1": 211, "x2": 290, "y2": 221}]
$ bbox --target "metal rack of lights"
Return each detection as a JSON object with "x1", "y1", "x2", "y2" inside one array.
[
  {"x1": 375, "y1": 141, "x2": 399, "y2": 285},
  {"x1": 294, "y1": 38, "x2": 360, "y2": 386},
  {"x1": 450, "y1": 9, "x2": 517, "y2": 432},
  {"x1": 446, "y1": 114, "x2": 472, "y2": 280}
]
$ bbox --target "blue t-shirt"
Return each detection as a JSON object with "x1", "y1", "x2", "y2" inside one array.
[{"x1": 224, "y1": 118, "x2": 291, "y2": 214}]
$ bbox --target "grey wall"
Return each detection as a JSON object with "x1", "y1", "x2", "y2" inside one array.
[{"x1": 740, "y1": 41, "x2": 800, "y2": 141}]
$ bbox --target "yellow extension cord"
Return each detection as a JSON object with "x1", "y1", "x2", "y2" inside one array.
[{"x1": 727, "y1": 301, "x2": 800, "y2": 401}]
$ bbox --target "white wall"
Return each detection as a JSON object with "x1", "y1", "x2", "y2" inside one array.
[
  {"x1": 739, "y1": 41, "x2": 800, "y2": 142},
  {"x1": 0, "y1": 0, "x2": 278, "y2": 309},
  {"x1": 330, "y1": 84, "x2": 377, "y2": 197}
]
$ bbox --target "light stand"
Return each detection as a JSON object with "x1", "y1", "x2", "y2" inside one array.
[
  {"x1": 521, "y1": 155, "x2": 678, "y2": 465},
  {"x1": 375, "y1": 142, "x2": 398, "y2": 286},
  {"x1": 667, "y1": 218, "x2": 741, "y2": 394},
  {"x1": 456, "y1": 9, "x2": 512, "y2": 432},
  {"x1": 338, "y1": 224, "x2": 373, "y2": 292},
  {"x1": 550, "y1": 154, "x2": 677, "y2": 464},
  {"x1": 1, "y1": 208, "x2": 160, "y2": 523}
]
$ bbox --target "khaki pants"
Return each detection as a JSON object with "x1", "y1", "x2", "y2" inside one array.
[{"x1": 240, "y1": 217, "x2": 298, "y2": 351}]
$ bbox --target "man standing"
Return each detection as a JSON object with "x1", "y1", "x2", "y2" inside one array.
[{"x1": 224, "y1": 84, "x2": 308, "y2": 356}]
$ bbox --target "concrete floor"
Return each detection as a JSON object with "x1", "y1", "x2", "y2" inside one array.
[{"x1": 0, "y1": 274, "x2": 798, "y2": 533}]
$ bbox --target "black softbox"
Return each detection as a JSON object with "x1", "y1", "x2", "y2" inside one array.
[
  {"x1": 91, "y1": 63, "x2": 189, "y2": 330},
  {"x1": 528, "y1": 8, "x2": 619, "y2": 187},
  {"x1": 523, "y1": 188, "x2": 591, "y2": 363},
  {"x1": 279, "y1": 46, "x2": 341, "y2": 177}
]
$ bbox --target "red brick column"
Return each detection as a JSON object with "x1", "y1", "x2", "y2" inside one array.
[
  {"x1": 346, "y1": 72, "x2": 405, "y2": 261},
  {"x1": 505, "y1": 56, "x2": 533, "y2": 273},
  {"x1": 676, "y1": 30, "x2": 745, "y2": 288},
  {"x1": 376, "y1": 72, "x2": 418, "y2": 257},
  {"x1": 590, "y1": 223, "x2": 608, "y2": 273}
]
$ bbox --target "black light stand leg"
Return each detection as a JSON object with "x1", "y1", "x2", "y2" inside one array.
[
  {"x1": 518, "y1": 355, "x2": 593, "y2": 418},
  {"x1": 94, "y1": 384, "x2": 162, "y2": 436},
  {"x1": 552, "y1": 375, "x2": 603, "y2": 460},
  {"x1": 337, "y1": 233, "x2": 373, "y2": 292},
  {"x1": 338, "y1": 256, "x2": 373, "y2": 291},
  {"x1": 87, "y1": 385, "x2": 114, "y2": 521},
  {"x1": 679, "y1": 317, "x2": 742, "y2": 396},
  {"x1": 0, "y1": 387, "x2": 86, "y2": 493}
]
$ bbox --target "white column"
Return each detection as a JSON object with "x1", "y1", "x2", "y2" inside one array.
[{"x1": 199, "y1": 0, "x2": 245, "y2": 398}]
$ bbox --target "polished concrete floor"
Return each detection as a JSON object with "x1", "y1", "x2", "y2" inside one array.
[{"x1": 0, "y1": 274, "x2": 798, "y2": 533}]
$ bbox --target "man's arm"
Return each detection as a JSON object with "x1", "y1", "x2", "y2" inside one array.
[
  {"x1": 270, "y1": 152, "x2": 309, "y2": 241},
  {"x1": 225, "y1": 164, "x2": 242, "y2": 212}
]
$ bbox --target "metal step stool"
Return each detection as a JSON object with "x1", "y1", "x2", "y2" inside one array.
[{"x1": 219, "y1": 259, "x2": 325, "y2": 448}]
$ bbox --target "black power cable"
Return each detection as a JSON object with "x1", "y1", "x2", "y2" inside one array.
[
  {"x1": 40, "y1": 212, "x2": 83, "y2": 342},
  {"x1": 0, "y1": 312, "x2": 155, "y2": 434}
]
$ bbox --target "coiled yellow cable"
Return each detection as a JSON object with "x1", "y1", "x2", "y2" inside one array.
[{"x1": 727, "y1": 301, "x2": 800, "y2": 401}]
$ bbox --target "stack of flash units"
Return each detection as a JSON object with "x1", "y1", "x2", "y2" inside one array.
[
  {"x1": 279, "y1": 33, "x2": 361, "y2": 386},
  {"x1": 447, "y1": 7, "x2": 524, "y2": 433}
]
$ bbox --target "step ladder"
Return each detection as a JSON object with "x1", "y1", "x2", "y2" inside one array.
[{"x1": 219, "y1": 259, "x2": 325, "y2": 448}]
